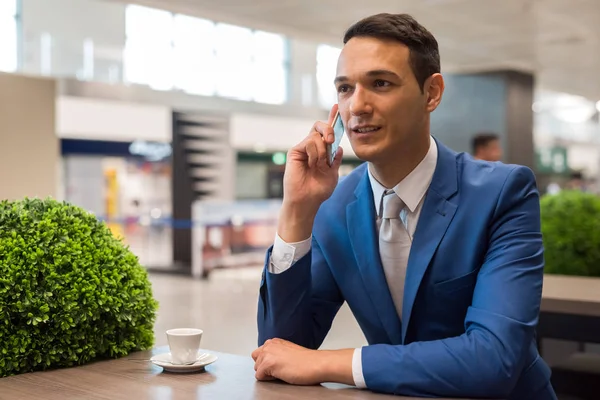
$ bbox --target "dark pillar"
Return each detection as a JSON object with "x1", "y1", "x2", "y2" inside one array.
[
  {"x1": 171, "y1": 112, "x2": 194, "y2": 270},
  {"x1": 431, "y1": 70, "x2": 535, "y2": 171},
  {"x1": 171, "y1": 111, "x2": 234, "y2": 275}
]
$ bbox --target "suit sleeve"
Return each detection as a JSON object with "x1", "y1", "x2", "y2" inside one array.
[
  {"x1": 257, "y1": 236, "x2": 345, "y2": 349},
  {"x1": 361, "y1": 165, "x2": 545, "y2": 398}
]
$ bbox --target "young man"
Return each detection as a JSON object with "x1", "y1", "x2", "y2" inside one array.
[
  {"x1": 252, "y1": 13, "x2": 556, "y2": 399},
  {"x1": 472, "y1": 132, "x2": 503, "y2": 162}
]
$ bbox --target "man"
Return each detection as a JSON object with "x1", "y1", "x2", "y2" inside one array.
[
  {"x1": 472, "y1": 132, "x2": 503, "y2": 162},
  {"x1": 252, "y1": 13, "x2": 556, "y2": 399},
  {"x1": 567, "y1": 171, "x2": 586, "y2": 191}
]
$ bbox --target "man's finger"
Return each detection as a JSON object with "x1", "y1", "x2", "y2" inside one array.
[
  {"x1": 255, "y1": 346, "x2": 268, "y2": 371},
  {"x1": 255, "y1": 366, "x2": 268, "y2": 380},
  {"x1": 306, "y1": 140, "x2": 319, "y2": 169},
  {"x1": 254, "y1": 352, "x2": 264, "y2": 372},
  {"x1": 255, "y1": 367, "x2": 276, "y2": 381},
  {"x1": 313, "y1": 122, "x2": 334, "y2": 144},
  {"x1": 327, "y1": 104, "x2": 339, "y2": 125},
  {"x1": 251, "y1": 346, "x2": 262, "y2": 361},
  {"x1": 255, "y1": 354, "x2": 276, "y2": 381}
]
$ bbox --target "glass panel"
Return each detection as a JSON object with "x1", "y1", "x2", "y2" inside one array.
[
  {"x1": 316, "y1": 44, "x2": 341, "y2": 108},
  {"x1": 214, "y1": 23, "x2": 253, "y2": 61},
  {"x1": 252, "y1": 31, "x2": 287, "y2": 104},
  {"x1": 126, "y1": 5, "x2": 173, "y2": 44},
  {"x1": 215, "y1": 56, "x2": 253, "y2": 100},
  {"x1": 124, "y1": 5, "x2": 174, "y2": 90},
  {"x1": 173, "y1": 47, "x2": 217, "y2": 96},
  {"x1": 173, "y1": 14, "x2": 214, "y2": 50},
  {"x1": 172, "y1": 14, "x2": 216, "y2": 95},
  {"x1": 0, "y1": 0, "x2": 17, "y2": 16},
  {"x1": 124, "y1": 39, "x2": 173, "y2": 91},
  {"x1": 214, "y1": 23, "x2": 253, "y2": 100},
  {"x1": 120, "y1": 4, "x2": 291, "y2": 103},
  {"x1": 253, "y1": 30, "x2": 286, "y2": 62},
  {"x1": 0, "y1": 15, "x2": 17, "y2": 72},
  {"x1": 251, "y1": 60, "x2": 287, "y2": 105}
]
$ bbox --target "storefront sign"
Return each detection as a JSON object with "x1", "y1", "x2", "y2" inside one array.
[{"x1": 129, "y1": 140, "x2": 172, "y2": 161}]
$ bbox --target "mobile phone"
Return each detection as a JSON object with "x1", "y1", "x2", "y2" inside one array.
[{"x1": 326, "y1": 111, "x2": 345, "y2": 166}]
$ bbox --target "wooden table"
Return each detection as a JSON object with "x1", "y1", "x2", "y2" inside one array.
[
  {"x1": 538, "y1": 275, "x2": 600, "y2": 400},
  {"x1": 539, "y1": 274, "x2": 600, "y2": 346},
  {"x1": 0, "y1": 346, "x2": 473, "y2": 400},
  {"x1": 541, "y1": 274, "x2": 600, "y2": 317},
  {"x1": 10, "y1": 275, "x2": 591, "y2": 400}
]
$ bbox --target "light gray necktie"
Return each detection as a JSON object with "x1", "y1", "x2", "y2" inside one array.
[{"x1": 378, "y1": 189, "x2": 411, "y2": 320}]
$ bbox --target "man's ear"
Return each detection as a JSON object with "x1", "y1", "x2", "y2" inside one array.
[{"x1": 425, "y1": 73, "x2": 444, "y2": 112}]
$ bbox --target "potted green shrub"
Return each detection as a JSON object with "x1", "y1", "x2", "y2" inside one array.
[
  {"x1": 0, "y1": 198, "x2": 158, "y2": 377},
  {"x1": 540, "y1": 190, "x2": 600, "y2": 276}
]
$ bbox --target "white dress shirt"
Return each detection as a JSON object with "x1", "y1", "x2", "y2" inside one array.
[{"x1": 268, "y1": 136, "x2": 438, "y2": 388}]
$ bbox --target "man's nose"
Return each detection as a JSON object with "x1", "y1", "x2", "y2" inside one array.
[{"x1": 349, "y1": 86, "x2": 373, "y2": 116}]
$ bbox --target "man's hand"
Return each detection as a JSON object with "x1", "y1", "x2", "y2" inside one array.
[
  {"x1": 277, "y1": 105, "x2": 344, "y2": 243},
  {"x1": 251, "y1": 338, "x2": 355, "y2": 386},
  {"x1": 252, "y1": 338, "x2": 324, "y2": 385},
  {"x1": 283, "y1": 104, "x2": 344, "y2": 207}
]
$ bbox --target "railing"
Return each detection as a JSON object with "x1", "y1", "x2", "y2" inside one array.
[
  {"x1": 18, "y1": 33, "x2": 291, "y2": 106},
  {"x1": 20, "y1": 34, "x2": 124, "y2": 84},
  {"x1": 96, "y1": 199, "x2": 282, "y2": 277}
]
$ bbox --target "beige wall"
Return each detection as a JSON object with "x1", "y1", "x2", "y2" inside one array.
[{"x1": 0, "y1": 73, "x2": 58, "y2": 201}]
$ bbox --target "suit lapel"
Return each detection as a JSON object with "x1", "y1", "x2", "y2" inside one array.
[
  {"x1": 347, "y1": 171, "x2": 402, "y2": 344},
  {"x1": 401, "y1": 139, "x2": 459, "y2": 343}
]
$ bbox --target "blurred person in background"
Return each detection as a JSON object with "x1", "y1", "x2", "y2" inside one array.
[
  {"x1": 252, "y1": 13, "x2": 555, "y2": 400},
  {"x1": 472, "y1": 132, "x2": 503, "y2": 162},
  {"x1": 567, "y1": 171, "x2": 587, "y2": 191}
]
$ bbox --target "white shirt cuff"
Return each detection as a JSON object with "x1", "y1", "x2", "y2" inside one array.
[
  {"x1": 352, "y1": 347, "x2": 367, "y2": 388},
  {"x1": 268, "y1": 232, "x2": 312, "y2": 274}
]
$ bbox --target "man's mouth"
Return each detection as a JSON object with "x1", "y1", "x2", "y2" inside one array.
[{"x1": 353, "y1": 126, "x2": 381, "y2": 133}]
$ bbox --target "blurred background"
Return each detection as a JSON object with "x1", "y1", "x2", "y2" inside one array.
[{"x1": 1, "y1": 0, "x2": 600, "y2": 398}]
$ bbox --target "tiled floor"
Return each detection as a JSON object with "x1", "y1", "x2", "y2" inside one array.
[{"x1": 149, "y1": 267, "x2": 367, "y2": 356}]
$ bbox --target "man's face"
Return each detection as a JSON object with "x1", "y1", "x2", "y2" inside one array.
[
  {"x1": 478, "y1": 140, "x2": 502, "y2": 162},
  {"x1": 334, "y1": 37, "x2": 438, "y2": 163}
]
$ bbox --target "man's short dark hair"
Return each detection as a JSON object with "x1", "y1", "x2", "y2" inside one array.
[
  {"x1": 471, "y1": 133, "x2": 499, "y2": 153},
  {"x1": 343, "y1": 13, "x2": 440, "y2": 92}
]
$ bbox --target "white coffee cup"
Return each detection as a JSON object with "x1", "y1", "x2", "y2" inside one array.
[{"x1": 166, "y1": 328, "x2": 203, "y2": 364}]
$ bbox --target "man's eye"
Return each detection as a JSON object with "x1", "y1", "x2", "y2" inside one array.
[
  {"x1": 374, "y1": 80, "x2": 390, "y2": 87},
  {"x1": 337, "y1": 85, "x2": 351, "y2": 93}
]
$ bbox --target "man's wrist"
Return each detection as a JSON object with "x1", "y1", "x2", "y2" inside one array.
[
  {"x1": 277, "y1": 201, "x2": 318, "y2": 243},
  {"x1": 315, "y1": 349, "x2": 355, "y2": 386}
]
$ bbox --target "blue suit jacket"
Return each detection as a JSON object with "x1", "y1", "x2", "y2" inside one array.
[{"x1": 257, "y1": 138, "x2": 556, "y2": 399}]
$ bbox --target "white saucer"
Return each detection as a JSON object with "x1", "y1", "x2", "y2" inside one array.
[{"x1": 150, "y1": 352, "x2": 217, "y2": 373}]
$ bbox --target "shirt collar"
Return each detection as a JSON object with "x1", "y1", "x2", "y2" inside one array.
[{"x1": 368, "y1": 135, "x2": 438, "y2": 215}]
